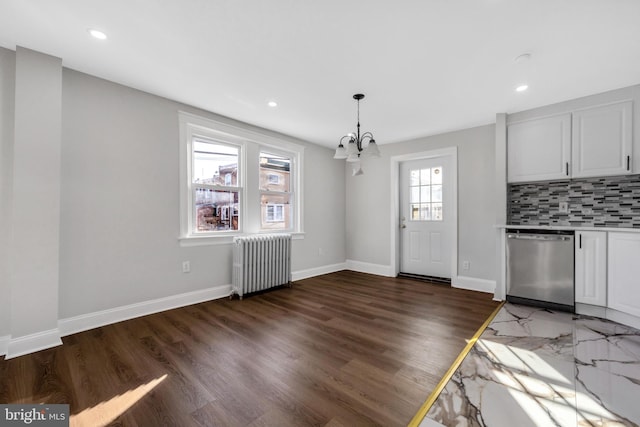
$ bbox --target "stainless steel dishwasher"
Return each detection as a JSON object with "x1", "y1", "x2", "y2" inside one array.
[{"x1": 506, "y1": 229, "x2": 575, "y2": 312}]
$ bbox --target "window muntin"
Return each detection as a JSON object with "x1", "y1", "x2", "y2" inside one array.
[
  {"x1": 409, "y1": 166, "x2": 443, "y2": 221},
  {"x1": 260, "y1": 152, "x2": 292, "y2": 230},
  {"x1": 192, "y1": 139, "x2": 241, "y2": 232}
]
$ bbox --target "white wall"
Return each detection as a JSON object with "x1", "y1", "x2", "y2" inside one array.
[
  {"x1": 0, "y1": 47, "x2": 15, "y2": 339},
  {"x1": 345, "y1": 124, "x2": 497, "y2": 284},
  {"x1": 58, "y1": 68, "x2": 346, "y2": 319}
]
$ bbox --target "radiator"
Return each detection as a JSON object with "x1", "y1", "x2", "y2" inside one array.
[{"x1": 232, "y1": 234, "x2": 292, "y2": 299}]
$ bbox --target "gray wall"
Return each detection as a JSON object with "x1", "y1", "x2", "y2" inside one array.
[
  {"x1": 0, "y1": 47, "x2": 15, "y2": 338},
  {"x1": 10, "y1": 48, "x2": 62, "y2": 340},
  {"x1": 345, "y1": 124, "x2": 497, "y2": 282},
  {"x1": 0, "y1": 43, "x2": 345, "y2": 342},
  {"x1": 58, "y1": 69, "x2": 346, "y2": 319}
]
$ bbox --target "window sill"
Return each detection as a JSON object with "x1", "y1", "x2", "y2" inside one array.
[{"x1": 179, "y1": 231, "x2": 305, "y2": 247}]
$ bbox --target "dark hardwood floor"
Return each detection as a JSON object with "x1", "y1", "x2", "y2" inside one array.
[{"x1": 0, "y1": 271, "x2": 499, "y2": 426}]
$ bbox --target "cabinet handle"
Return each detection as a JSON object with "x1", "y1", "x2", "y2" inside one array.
[
  {"x1": 627, "y1": 155, "x2": 630, "y2": 171},
  {"x1": 579, "y1": 234, "x2": 582, "y2": 249},
  {"x1": 566, "y1": 162, "x2": 569, "y2": 176}
]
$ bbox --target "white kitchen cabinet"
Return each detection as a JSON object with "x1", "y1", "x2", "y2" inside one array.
[
  {"x1": 572, "y1": 101, "x2": 633, "y2": 178},
  {"x1": 575, "y1": 231, "x2": 607, "y2": 306},
  {"x1": 507, "y1": 114, "x2": 571, "y2": 183},
  {"x1": 607, "y1": 232, "x2": 640, "y2": 318}
]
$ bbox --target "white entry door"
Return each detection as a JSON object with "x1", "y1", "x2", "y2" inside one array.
[{"x1": 400, "y1": 156, "x2": 453, "y2": 278}]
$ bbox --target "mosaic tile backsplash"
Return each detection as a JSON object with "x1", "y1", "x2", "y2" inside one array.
[{"x1": 508, "y1": 174, "x2": 640, "y2": 228}]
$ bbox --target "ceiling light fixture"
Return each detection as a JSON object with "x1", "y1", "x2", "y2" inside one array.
[
  {"x1": 88, "y1": 29, "x2": 107, "y2": 40},
  {"x1": 334, "y1": 94, "x2": 380, "y2": 176},
  {"x1": 516, "y1": 84, "x2": 529, "y2": 92},
  {"x1": 267, "y1": 101, "x2": 278, "y2": 107}
]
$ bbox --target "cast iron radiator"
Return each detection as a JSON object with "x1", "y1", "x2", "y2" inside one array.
[{"x1": 232, "y1": 234, "x2": 292, "y2": 299}]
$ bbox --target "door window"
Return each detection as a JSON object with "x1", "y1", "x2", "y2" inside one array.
[{"x1": 409, "y1": 166, "x2": 443, "y2": 221}]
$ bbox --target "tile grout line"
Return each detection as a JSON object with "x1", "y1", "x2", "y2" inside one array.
[{"x1": 407, "y1": 301, "x2": 505, "y2": 427}]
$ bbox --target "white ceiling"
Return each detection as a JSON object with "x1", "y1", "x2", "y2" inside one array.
[{"x1": 1, "y1": 0, "x2": 640, "y2": 148}]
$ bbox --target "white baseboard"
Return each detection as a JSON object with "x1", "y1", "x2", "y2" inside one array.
[
  {"x1": 345, "y1": 259, "x2": 395, "y2": 277},
  {"x1": 452, "y1": 275, "x2": 496, "y2": 294},
  {"x1": 0, "y1": 335, "x2": 10, "y2": 357},
  {"x1": 58, "y1": 284, "x2": 232, "y2": 338},
  {"x1": 292, "y1": 262, "x2": 347, "y2": 281},
  {"x1": 5, "y1": 329, "x2": 63, "y2": 360},
  {"x1": 606, "y1": 308, "x2": 640, "y2": 331},
  {"x1": 575, "y1": 303, "x2": 607, "y2": 318}
]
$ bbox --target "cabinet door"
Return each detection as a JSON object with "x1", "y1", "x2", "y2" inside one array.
[
  {"x1": 572, "y1": 101, "x2": 633, "y2": 178},
  {"x1": 507, "y1": 114, "x2": 571, "y2": 183},
  {"x1": 608, "y1": 232, "x2": 640, "y2": 317},
  {"x1": 575, "y1": 231, "x2": 607, "y2": 306}
]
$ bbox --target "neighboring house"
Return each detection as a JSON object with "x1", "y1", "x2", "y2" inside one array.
[
  {"x1": 195, "y1": 163, "x2": 240, "y2": 231},
  {"x1": 259, "y1": 155, "x2": 291, "y2": 231}
]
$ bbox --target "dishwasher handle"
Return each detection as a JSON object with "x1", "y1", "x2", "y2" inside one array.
[{"x1": 507, "y1": 233, "x2": 573, "y2": 242}]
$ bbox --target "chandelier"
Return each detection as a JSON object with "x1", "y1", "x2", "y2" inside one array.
[{"x1": 333, "y1": 93, "x2": 380, "y2": 175}]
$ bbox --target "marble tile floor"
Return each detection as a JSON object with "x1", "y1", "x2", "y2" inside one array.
[{"x1": 419, "y1": 303, "x2": 640, "y2": 427}]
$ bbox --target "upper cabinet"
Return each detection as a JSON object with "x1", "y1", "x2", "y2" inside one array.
[
  {"x1": 507, "y1": 101, "x2": 633, "y2": 183},
  {"x1": 572, "y1": 101, "x2": 633, "y2": 178},
  {"x1": 507, "y1": 114, "x2": 571, "y2": 183}
]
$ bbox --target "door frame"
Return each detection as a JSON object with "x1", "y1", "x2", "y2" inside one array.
[{"x1": 390, "y1": 147, "x2": 458, "y2": 278}]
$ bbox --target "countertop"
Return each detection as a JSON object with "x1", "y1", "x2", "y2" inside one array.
[{"x1": 496, "y1": 224, "x2": 640, "y2": 233}]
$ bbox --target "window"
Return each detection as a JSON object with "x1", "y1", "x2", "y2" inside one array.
[
  {"x1": 409, "y1": 166, "x2": 443, "y2": 221},
  {"x1": 268, "y1": 174, "x2": 279, "y2": 184},
  {"x1": 266, "y1": 204, "x2": 285, "y2": 222},
  {"x1": 260, "y1": 152, "x2": 292, "y2": 230},
  {"x1": 192, "y1": 139, "x2": 241, "y2": 232},
  {"x1": 180, "y1": 111, "x2": 303, "y2": 244}
]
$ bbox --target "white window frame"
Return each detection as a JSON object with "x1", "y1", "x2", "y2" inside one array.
[
  {"x1": 189, "y1": 134, "x2": 244, "y2": 235},
  {"x1": 179, "y1": 111, "x2": 305, "y2": 246}
]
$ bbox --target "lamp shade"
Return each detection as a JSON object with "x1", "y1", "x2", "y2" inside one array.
[
  {"x1": 346, "y1": 152, "x2": 359, "y2": 163},
  {"x1": 366, "y1": 140, "x2": 381, "y2": 158},
  {"x1": 334, "y1": 144, "x2": 347, "y2": 159},
  {"x1": 346, "y1": 139, "x2": 358, "y2": 156},
  {"x1": 352, "y1": 161, "x2": 363, "y2": 176}
]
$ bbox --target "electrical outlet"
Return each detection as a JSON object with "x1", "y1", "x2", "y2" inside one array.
[
  {"x1": 182, "y1": 261, "x2": 191, "y2": 273},
  {"x1": 462, "y1": 261, "x2": 470, "y2": 270},
  {"x1": 559, "y1": 202, "x2": 569, "y2": 213},
  {"x1": 318, "y1": 247, "x2": 325, "y2": 256}
]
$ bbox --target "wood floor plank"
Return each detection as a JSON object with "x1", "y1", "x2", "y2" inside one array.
[{"x1": 0, "y1": 271, "x2": 498, "y2": 426}]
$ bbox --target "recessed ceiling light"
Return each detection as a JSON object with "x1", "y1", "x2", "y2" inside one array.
[
  {"x1": 516, "y1": 85, "x2": 529, "y2": 92},
  {"x1": 267, "y1": 101, "x2": 278, "y2": 107},
  {"x1": 88, "y1": 29, "x2": 107, "y2": 40}
]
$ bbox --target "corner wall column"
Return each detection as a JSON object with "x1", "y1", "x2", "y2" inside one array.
[
  {"x1": 7, "y1": 47, "x2": 63, "y2": 358},
  {"x1": 494, "y1": 113, "x2": 507, "y2": 300}
]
